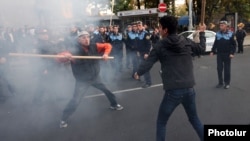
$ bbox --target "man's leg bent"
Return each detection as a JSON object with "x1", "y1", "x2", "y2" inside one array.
[
  {"x1": 61, "y1": 81, "x2": 89, "y2": 122},
  {"x1": 92, "y1": 82, "x2": 117, "y2": 106},
  {"x1": 182, "y1": 88, "x2": 204, "y2": 141},
  {"x1": 156, "y1": 91, "x2": 180, "y2": 141}
]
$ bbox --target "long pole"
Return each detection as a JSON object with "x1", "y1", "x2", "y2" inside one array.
[
  {"x1": 200, "y1": 0, "x2": 206, "y2": 25},
  {"x1": 188, "y1": 0, "x2": 193, "y2": 30},
  {"x1": 9, "y1": 53, "x2": 114, "y2": 59},
  {"x1": 110, "y1": 0, "x2": 115, "y2": 26}
]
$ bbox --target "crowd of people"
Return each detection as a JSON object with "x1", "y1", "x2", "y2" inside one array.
[
  {"x1": 1, "y1": 14, "x2": 245, "y2": 140},
  {"x1": 0, "y1": 21, "x2": 161, "y2": 101}
]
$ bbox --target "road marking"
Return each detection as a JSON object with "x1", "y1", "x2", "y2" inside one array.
[{"x1": 85, "y1": 83, "x2": 163, "y2": 98}]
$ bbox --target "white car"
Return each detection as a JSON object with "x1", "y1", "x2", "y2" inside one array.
[{"x1": 178, "y1": 30, "x2": 216, "y2": 52}]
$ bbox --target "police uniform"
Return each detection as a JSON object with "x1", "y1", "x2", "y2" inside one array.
[
  {"x1": 124, "y1": 25, "x2": 132, "y2": 68},
  {"x1": 127, "y1": 25, "x2": 139, "y2": 77},
  {"x1": 109, "y1": 29, "x2": 123, "y2": 72},
  {"x1": 211, "y1": 21, "x2": 236, "y2": 88},
  {"x1": 137, "y1": 28, "x2": 152, "y2": 87}
]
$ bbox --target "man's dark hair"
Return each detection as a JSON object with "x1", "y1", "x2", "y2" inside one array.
[{"x1": 159, "y1": 16, "x2": 178, "y2": 34}]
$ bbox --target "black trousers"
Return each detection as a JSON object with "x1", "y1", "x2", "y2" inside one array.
[
  {"x1": 217, "y1": 54, "x2": 231, "y2": 85},
  {"x1": 61, "y1": 78, "x2": 117, "y2": 121},
  {"x1": 0, "y1": 75, "x2": 15, "y2": 101},
  {"x1": 237, "y1": 39, "x2": 244, "y2": 53},
  {"x1": 126, "y1": 48, "x2": 133, "y2": 67},
  {"x1": 111, "y1": 49, "x2": 123, "y2": 72}
]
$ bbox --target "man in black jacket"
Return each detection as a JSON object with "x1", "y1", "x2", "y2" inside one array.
[
  {"x1": 58, "y1": 31, "x2": 123, "y2": 128},
  {"x1": 134, "y1": 15, "x2": 205, "y2": 141}
]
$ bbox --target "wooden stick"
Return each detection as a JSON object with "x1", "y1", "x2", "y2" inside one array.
[
  {"x1": 9, "y1": 53, "x2": 114, "y2": 59},
  {"x1": 200, "y1": 0, "x2": 206, "y2": 26}
]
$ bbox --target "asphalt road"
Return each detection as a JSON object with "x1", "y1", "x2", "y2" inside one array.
[{"x1": 0, "y1": 46, "x2": 250, "y2": 141}]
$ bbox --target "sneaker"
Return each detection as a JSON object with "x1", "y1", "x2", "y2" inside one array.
[
  {"x1": 60, "y1": 120, "x2": 68, "y2": 128},
  {"x1": 224, "y1": 85, "x2": 230, "y2": 89},
  {"x1": 142, "y1": 84, "x2": 151, "y2": 88},
  {"x1": 110, "y1": 104, "x2": 124, "y2": 111},
  {"x1": 216, "y1": 84, "x2": 223, "y2": 88}
]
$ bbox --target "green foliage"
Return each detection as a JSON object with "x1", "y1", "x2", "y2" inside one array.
[
  {"x1": 191, "y1": 0, "x2": 250, "y2": 24},
  {"x1": 113, "y1": 0, "x2": 133, "y2": 14}
]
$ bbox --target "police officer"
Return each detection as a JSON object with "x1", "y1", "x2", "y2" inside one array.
[
  {"x1": 108, "y1": 25, "x2": 123, "y2": 73},
  {"x1": 210, "y1": 20, "x2": 236, "y2": 89},
  {"x1": 127, "y1": 22, "x2": 139, "y2": 79},
  {"x1": 33, "y1": 28, "x2": 59, "y2": 103},
  {"x1": 64, "y1": 25, "x2": 80, "y2": 49},
  {"x1": 136, "y1": 21, "x2": 152, "y2": 88},
  {"x1": 124, "y1": 24, "x2": 133, "y2": 69}
]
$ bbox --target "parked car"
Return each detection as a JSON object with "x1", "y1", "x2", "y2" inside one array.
[{"x1": 178, "y1": 30, "x2": 216, "y2": 52}]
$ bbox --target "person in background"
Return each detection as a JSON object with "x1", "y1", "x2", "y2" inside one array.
[
  {"x1": 150, "y1": 27, "x2": 160, "y2": 48},
  {"x1": 0, "y1": 34, "x2": 16, "y2": 102},
  {"x1": 124, "y1": 24, "x2": 133, "y2": 69},
  {"x1": 64, "y1": 25, "x2": 80, "y2": 49},
  {"x1": 136, "y1": 21, "x2": 152, "y2": 88},
  {"x1": 235, "y1": 22, "x2": 247, "y2": 54},
  {"x1": 127, "y1": 22, "x2": 139, "y2": 79},
  {"x1": 108, "y1": 25, "x2": 124, "y2": 73},
  {"x1": 32, "y1": 28, "x2": 59, "y2": 103},
  {"x1": 210, "y1": 20, "x2": 236, "y2": 89},
  {"x1": 192, "y1": 24, "x2": 206, "y2": 57}
]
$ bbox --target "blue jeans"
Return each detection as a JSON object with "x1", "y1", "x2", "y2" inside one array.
[{"x1": 156, "y1": 88, "x2": 204, "y2": 141}]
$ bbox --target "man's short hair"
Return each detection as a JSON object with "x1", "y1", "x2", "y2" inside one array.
[
  {"x1": 131, "y1": 22, "x2": 137, "y2": 26},
  {"x1": 78, "y1": 31, "x2": 90, "y2": 37},
  {"x1": 113, "y1": 25, "x2": 119, "y2": 28},
  {"x1": 219, "y1": 20, "x2": 228, "y2": 25},
  {"x1": 137, "y1": 21, "x2": 143, "y2": 25},
  {"x1": 159, "y1": 15, "x2": 178, "y2": 34}
]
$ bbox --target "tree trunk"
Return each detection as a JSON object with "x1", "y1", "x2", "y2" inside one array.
[{"x1": 137, "y1": 0, "x2": 141, "y2": 9}]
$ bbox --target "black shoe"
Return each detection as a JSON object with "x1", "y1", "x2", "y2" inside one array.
[
  {"x1": 216, "y1": 84, "x2": 223, "y2": 88},
  {"x1": 224, "y1": 85, "x2": 230, "y2": 89},
  {"x1": 142, "y1": 84, "x2": 151, "y2": 88}
]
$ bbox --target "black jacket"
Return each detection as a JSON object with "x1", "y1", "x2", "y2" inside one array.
[
  {"x1": 211, "y1": 30, "x2": 236, "y2": 55},
  {"x1": 36, "y1": 40, "x2": 58, "y2": 72},
  {"x1": 70, "y1": 43, "x2": 101, "y2": 82},
  {"x1": 137, "y1": 30, "x2": 151, "y2": 54},
  {"x1": 137, "y1": 34, "x2": 204, "y2": 90}
]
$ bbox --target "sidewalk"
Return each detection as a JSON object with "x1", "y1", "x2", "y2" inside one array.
[{"x1": 243, "y1": 34, "x2": 250, "y2": 46}]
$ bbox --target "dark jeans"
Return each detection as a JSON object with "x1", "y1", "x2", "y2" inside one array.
[
  {"x1": 139, "y1": 54, "x2": 151, "y2": 85},
  {"x1": 33, "y1": 71, "x2": 51, "y2": 102},
  {"x1": 156, "y1": 88, "x2": 203, "y2": 141},
  {"x1": 131, "y1": 51, "x2": 139, "y2": 76},
  {"x1": 0, "y1": 75, "x2": 15, "y2": 101},
  {"x1": 126, "y1": 48, "x2": 133, "y2": 67},
  {"x1": 217, "y1": 54, "x2": 231, "y2": 85},
  {"x1": 237, "y1": 39, "x2": 244, "y2": 53},
  {"x1": 61, "y1": 79, "x2": 117, "y2": 121},
  {"x1": 111, "y1": 49, "x2": 123, "y2": 72}
]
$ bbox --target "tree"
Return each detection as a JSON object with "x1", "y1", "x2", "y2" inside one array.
[
  {"x1": 188, "y1": 0, "x2": 250, "y2": 25},
  {"x1": 113, "y1": 0, "x2": 133, "y2": 14}
]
